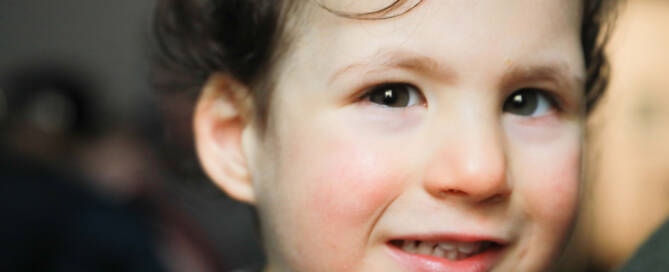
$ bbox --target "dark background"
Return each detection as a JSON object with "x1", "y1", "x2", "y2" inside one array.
[{"x1": 0, "y1": 1, "x2": 264, "y2": 271}]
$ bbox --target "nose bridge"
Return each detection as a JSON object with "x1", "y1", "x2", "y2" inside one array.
[{"x1": 424, "y1": 106, "x2": 509, "y2": 203}]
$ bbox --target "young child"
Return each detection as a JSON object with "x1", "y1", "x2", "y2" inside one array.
[{"x1": 154, "y1": 0, "x2": 613, "y2": 271}]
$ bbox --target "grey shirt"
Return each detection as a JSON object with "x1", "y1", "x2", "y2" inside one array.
[{"x1": 618, "y1": 217, "x2": 669, "y2": 272}]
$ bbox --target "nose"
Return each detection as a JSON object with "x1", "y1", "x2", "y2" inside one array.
[{"x1": 423, "y1": 115, "x2": 510, "y2": 204}]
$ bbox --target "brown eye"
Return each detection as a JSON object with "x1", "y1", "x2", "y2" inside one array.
[
  {"x1": 503, "y1": 88, "x2": 553, "y2": 116},
  {"x1": 366, "y1": 83, "x2": 421, "y2": 108}
]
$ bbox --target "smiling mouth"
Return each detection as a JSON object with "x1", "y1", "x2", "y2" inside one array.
[{"x1": 388, "y1": 239, "x2": 503, "y2": 261}]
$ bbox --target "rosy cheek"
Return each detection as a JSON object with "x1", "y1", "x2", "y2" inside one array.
[
  {"x1": 520, "y1": 139, "x2": 581, "y2": 228},
  {"x1": 505, "y1": 118, "x2": 582, "y2": 226},
  {"x1": 273, "y1": 120, "x2": 409, "y2": 268},
  {"x1": 306, "y1": 135, "x2": 405, "y2": 230}
]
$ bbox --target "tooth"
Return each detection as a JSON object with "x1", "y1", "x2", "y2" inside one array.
[
  {"x1": 445, "y1": 250, "x2": 458, "y2": 260},
  {"x1": 402, "y1": 240, "x2": 417, "y2": 254},
  {"x1": 417, "y1": 241, "x2": 435, "y2": 255},
  {"x1": 438, "y1": 242, "x2": 456, "y2": 251},
  {"x1": 457, "y1": 242, "x2": 480, "y2": 254},
  {"x1": 433, "y1": 246, "x2": 446, "y2": 258}
]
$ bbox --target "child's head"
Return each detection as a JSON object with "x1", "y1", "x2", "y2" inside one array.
[{"x1": 155, "y1": 0, "x2": 613, "y2": 271}]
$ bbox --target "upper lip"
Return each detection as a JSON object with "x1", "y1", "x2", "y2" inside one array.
[{"x1": 387, "y1": 233, "x2": 509, "y2": 245}]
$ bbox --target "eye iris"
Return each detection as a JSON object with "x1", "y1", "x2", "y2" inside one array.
[
  {"x1": 504, "y1": 89, "x2": 539, "y2": 116},
  {"x1": 369, "y1": 84, "x2": 410, "y2": 107}
]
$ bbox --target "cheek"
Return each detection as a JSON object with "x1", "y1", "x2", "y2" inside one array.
[
  {"x1": 271, "y1": 120, "x2": 408, "y2": 268},
  {"x1": 512, "y1": 132, "x2": 581, "y2": 245},
  {"x1": 296, "y1": 130, "x2": 406, "y2": 230},
  {"x1": 506, "y1": 131, "x2": 581, "y2": 270},
  {"x1": 506, "y1": 120, "x2": 582, "y2": 228},
  {"x1": 522, "y1": 150, "x2": 580, "y2": 224},
  {"x1": 309, "y1": 145, "x2": 397, "y2": 225}
]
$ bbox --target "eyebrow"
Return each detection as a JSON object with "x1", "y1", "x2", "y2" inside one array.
[
  {"x1": 329, "y1": 49, "x2": 584, "y2": 95},
  {"x1": 500, "y1": 62, "x2": 584, "y2": 94},
  {"x1": 328, "y1": 49, "x2": 457, "y2": 86}
]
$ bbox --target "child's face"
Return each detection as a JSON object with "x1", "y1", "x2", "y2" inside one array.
[{"x1": 234, "y1": 0, "x2": 583, "y2": 271}]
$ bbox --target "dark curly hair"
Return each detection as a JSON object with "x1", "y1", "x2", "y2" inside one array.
[{"x1": 152, "y1": 0, "x2": 616, "y2": 128}]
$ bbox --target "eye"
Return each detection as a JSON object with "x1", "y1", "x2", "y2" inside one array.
[
  {"x1": 364, "y1": 83, "x2": 422, "y2": 108},
  {"x1": 503, "y1": 88, "x2": 555, "y2": 117}
]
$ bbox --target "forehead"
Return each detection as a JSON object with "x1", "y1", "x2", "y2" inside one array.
[
  {"x1": 294, "y1": 0, "x2": 580, "y2": 52},
  {"x1": 272, "y1": 0, "x2": 584, "y2": 102}
]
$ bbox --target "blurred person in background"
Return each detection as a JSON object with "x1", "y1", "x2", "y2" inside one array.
[
  {"x1": 0, "y1": 67, "x2": 226, "y2": 271},
  {"x1": 1, "y1": 0, "x2": 266, "y2": 269},
  {"x1": 557, "y1": 0, "x2": 669, "y2": 271},
  {"x1": 0, "y1": 68, "x2": 165, "y2": 271}
]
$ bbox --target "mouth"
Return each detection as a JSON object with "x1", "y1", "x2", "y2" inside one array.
[
  {"x1": 388, "y1": 239, "x2": 503, "y2": 261},
  {"x1": 386, "y1": 236, "x2": 507, "y2": 272}
]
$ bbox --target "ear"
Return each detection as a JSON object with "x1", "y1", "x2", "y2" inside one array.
[{"x1": 193, "y1": 73, "x2": 257, "y2": 204}]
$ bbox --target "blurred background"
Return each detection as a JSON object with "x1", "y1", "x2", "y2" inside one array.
[
  {"x1": 0, "y1": 0, "x2": 667, "y2": 271},
  {"x1": 1, "y1": 1, "x2": 263, "y2": 271},
  {"x1": 557, "y1": 0, "x2": 669, "y2": 271}
]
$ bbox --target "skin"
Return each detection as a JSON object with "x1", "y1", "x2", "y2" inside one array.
[{"x1": 195, "y1": 0, "x2": 586, "y2": 271}]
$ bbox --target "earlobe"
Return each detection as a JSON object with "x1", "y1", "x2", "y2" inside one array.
[{"x1": 193, "y1": 73, "x2": 256, "y2": 204}]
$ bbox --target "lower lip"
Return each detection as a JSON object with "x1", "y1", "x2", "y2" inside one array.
[{"x1": 386, "y1": 243, "x2": 504, "y2": 272}]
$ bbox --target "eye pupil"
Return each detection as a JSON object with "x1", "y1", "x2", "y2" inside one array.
[
  {"x1": 383, "y1": 89, "x2": 398, "y2": 104},
  {"x1": 368, "y1": 83, "x2": 412, "y2": 107}
]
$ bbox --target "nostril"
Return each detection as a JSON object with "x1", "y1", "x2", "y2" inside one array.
[{"x1": 439, "y1": 189, "x2": 468, "y2": 197}]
